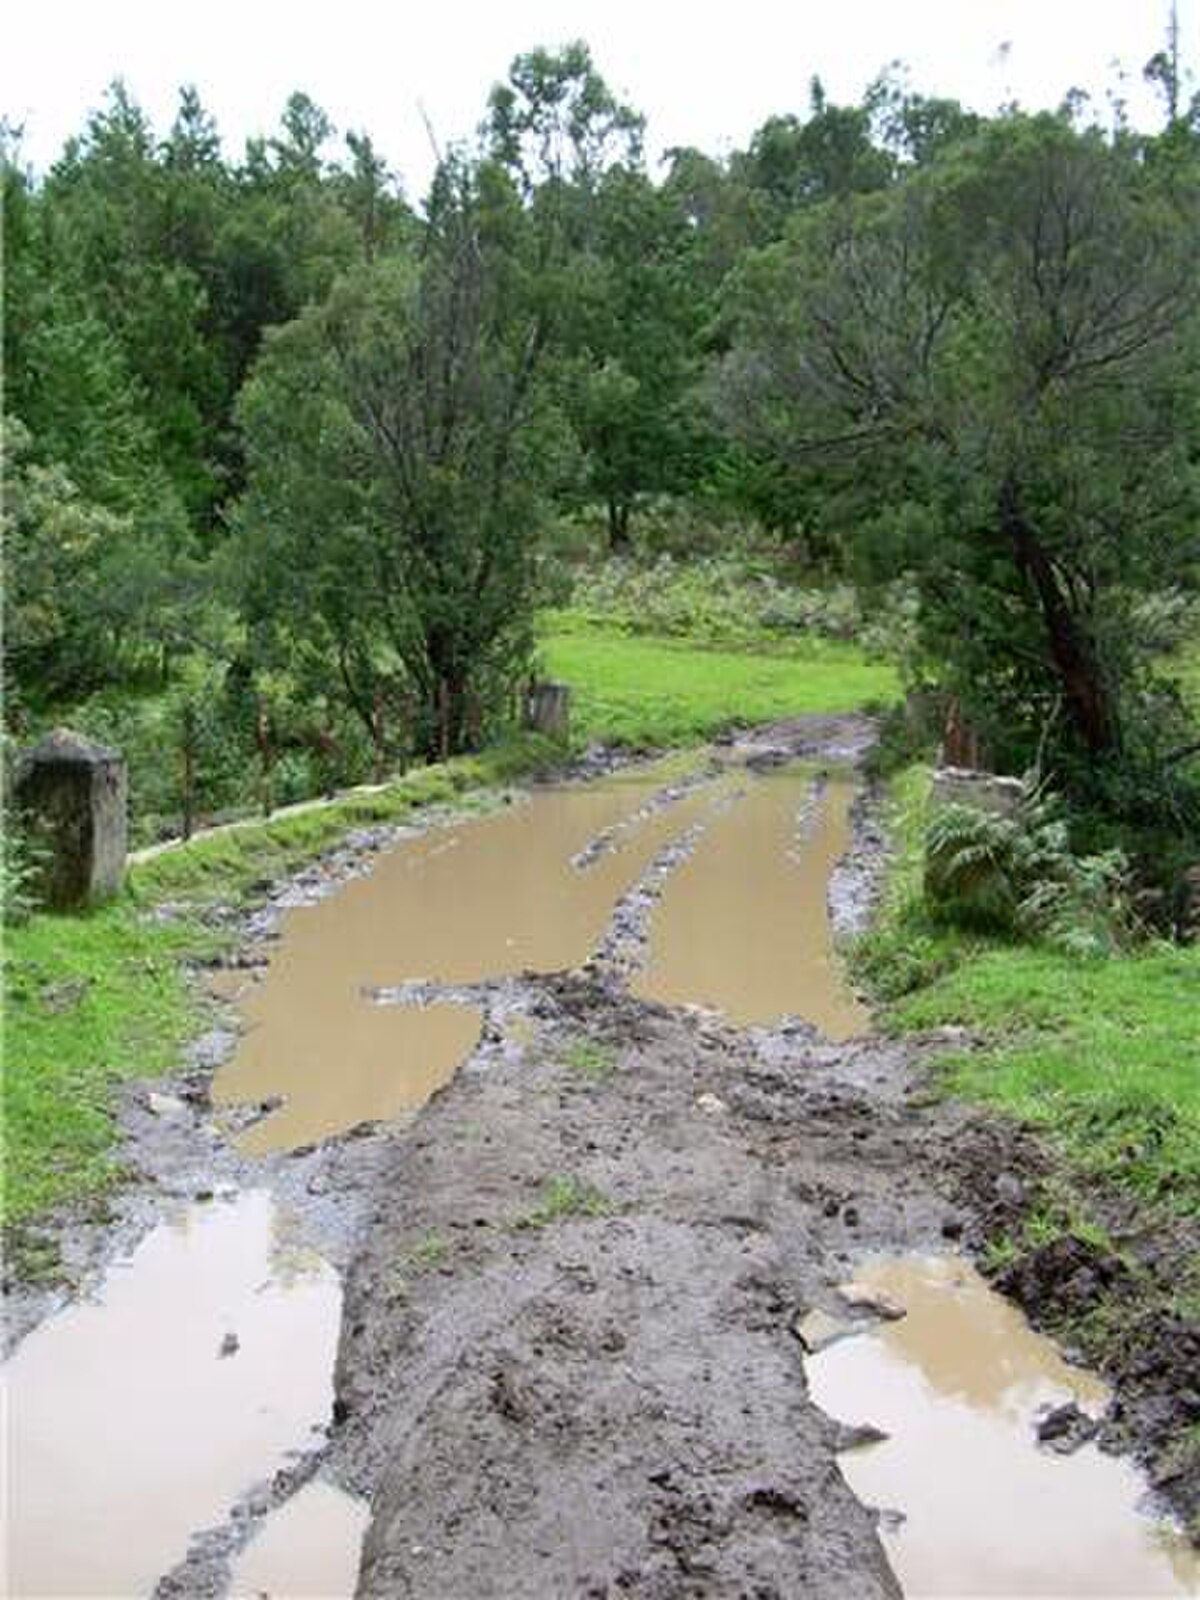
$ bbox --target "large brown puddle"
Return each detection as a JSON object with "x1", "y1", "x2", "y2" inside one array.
[
  {"x1": 3, "y1": 1192, "x2": 340, "y2": 1597},
  {"x1": 634, "y1": 773, "x2": 870, "y2": 1035},
  {"x1": 806, "y1": 1255, "x2": 1199, "y2": 1597},
  {"x1": 214, "y1": 765, "x2": 868, "y2": 1153},
  {"x1": 214, "y1": 772, "x2": 735, "y2": 1153}
]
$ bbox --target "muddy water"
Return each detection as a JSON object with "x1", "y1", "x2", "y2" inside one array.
[
  {"x1": 633, "y1": 774, "x2": 870, "y2": 1035},
  {"x1": 807, "y1": 1255, "x2": 1199, "y2": 1597},
  {"x1": 3, "y1": 1192, "x2": 341, "y2": 1597},
  {"x1": 227, "y1": 1478, "x2": 369, "y2": 1598},
  {"x1": 214, "y1": 775, "x2": 729, "y2": 1153}
]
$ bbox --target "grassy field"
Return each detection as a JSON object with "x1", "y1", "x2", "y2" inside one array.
[
  {"x1": 856, "y1": 768, "x2": 1200, "y2": 1222},
  {"x1": 540, "y1": 619, "x2": 897, "y2": 746}
]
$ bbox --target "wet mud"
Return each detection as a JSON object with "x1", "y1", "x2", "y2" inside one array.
[{"x1": 5, "y1": 712, "x2": 1198, "y2": 1598}]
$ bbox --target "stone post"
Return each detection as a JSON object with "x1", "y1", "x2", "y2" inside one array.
[
  {"x1": 13, "y1": 729, "x2": 128, "y2": 910},
  {"x1": 930, "y1": 766, "x2": 1025, "y2": 819},
  {"x1": 523, "y1": 681, "x2": 572, "y2": 741}
]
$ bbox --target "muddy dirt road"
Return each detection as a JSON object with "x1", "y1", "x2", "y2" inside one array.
[{"x1": 5, "y1": 714, "x2": 1197, "y2": 1598}]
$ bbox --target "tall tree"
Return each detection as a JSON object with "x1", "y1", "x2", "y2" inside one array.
[
  {"x1": 235, "y1": 156, "x2": 559, "y2": 757},
  {"x1": 717, "y1": 112, "x2": 1200, "y2": 798}
]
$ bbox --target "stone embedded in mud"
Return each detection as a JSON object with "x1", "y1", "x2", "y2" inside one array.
[
  {"x1": 838, "y1": 1284, "x2": 906, "y2": 1322},
  {"x1": 696, "y1": 1092, "x2": 729, "y2": 1115},
  {"x1": 147, "y1": 1092, "x2": 188, "y2": 1119},
  {"x1": 792, "y1": 1308, "x2": 857, "y2": 1353},
  {"x1": 1035, "y1": 1400, "x2": 1099, "y2": 1453}
]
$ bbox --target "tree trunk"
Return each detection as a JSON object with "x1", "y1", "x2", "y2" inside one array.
[
  {"x1": 999, "y1": 478, "x2": 1117, "y2": 757},
  {"x1": 180, "y1": 703, "x2": 196, "y2": 841},
  {"x1": 607, "y1": 497, "x2": 632, "y2": 554}
]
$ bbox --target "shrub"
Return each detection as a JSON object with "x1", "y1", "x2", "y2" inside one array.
[{"x1": 925, "y1": 783, "x2": 1134, "y2": 955}]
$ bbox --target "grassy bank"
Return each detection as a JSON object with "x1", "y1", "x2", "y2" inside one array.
[
  {"x1": 856, "y1": 769, "x2": 1200, "y2": 1227},
  {"x1": 2, "y1": 737, "x2": 558, "y2": 1233},
  {"x1": 540, "y1": 617, "x2": 897, "y2": 747}
]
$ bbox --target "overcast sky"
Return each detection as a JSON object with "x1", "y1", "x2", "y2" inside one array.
[{"x1": 3, "y1": 1, "x2": 1192, "y2": 191}]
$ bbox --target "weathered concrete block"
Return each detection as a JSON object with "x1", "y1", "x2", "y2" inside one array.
[
  {"x1": 524, "y1": 681, "x2": 571, "y2": 741},
  {"x1": 13, "y1": 729, "x2": 127, "y2": 909},
  {"x1": 930, "y1": 766, "x2": 1025, "y2": 820}
]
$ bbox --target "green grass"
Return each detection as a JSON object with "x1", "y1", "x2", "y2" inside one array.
[
  {"x1": 857, "y1": 765, "x2": 1200, "y2": 1217},
  {"x1": 3, "y1": 905, "x2": 218, "y2": 1224},
  {"x1": 539, "y1": 618, "x2": 897, "y2": 748},
  {"x1": 893, "y1": 943, "x2": 1200, "y2": 1213},
  {"x1": 2, "y1": 735, "x2": 563, "y2": 1232},
  {"x1": 561, "y1": 1036, "x2": 617, "y2": 1082},
  {"x1": 512, "y1": 1174, "x2": 614, "y2": 1230}
]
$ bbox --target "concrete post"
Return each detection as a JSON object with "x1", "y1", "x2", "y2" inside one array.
[
  {"x1": 13, "y1": 729, "x2": 128, "y2": 909},
  {"x1": 524, "y1": 681, "x2": 571, "y2": 741}
]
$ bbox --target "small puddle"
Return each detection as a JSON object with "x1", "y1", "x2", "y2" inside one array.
[
  {"x1": 806, "y1": 1255, "x2": 1199, "y2": 1597},
  {"x1": 3, "y1": 1192, "x2": 341, "y2": 1598},
  {"x1": 214, "y1": 774, "x2": 725, "y2": 1153},
  {"x1": 633, "y1": 773, "x2": 870, "y2": 1035},
  {"x1": 227, "y1": 1478, "x2": 369, "y2": 1598}
]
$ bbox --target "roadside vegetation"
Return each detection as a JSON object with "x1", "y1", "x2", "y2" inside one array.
[{"x1": 857, "y1": 767, "x2": 1199, "y2": 1221}]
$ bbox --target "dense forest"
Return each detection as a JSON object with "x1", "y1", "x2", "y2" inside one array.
[{"x1": 4, "y1": 38, "x2": 1199, "y2": 904}]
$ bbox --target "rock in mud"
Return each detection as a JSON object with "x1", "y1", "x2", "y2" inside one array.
[
  {"x1": 1036, "y1": 1401, "x2": 1099, "y2": 1454},
  {"x1": 838, "y1": 1284, "x2": 906, "y2": 1322}
]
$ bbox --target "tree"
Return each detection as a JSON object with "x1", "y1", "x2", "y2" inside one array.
[
  {"x1": 235, "y1": 157, "x2": 559, "y2": 758},
  {"x1": 717, "y1": 112, "x2": 1200, "y2": 806}
]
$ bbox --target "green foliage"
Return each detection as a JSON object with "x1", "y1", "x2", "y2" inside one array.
[
  {"x1": 1, "y1": 816, "x2": 47, "y2": 927},
  {"x1": 3, "y1": 904, "x2": 216, "y2": 1222},
  {"x1": 561, "y1": 555, "x2": 870, "y2": 646},
  {"x1": 540, "y1": 621, "x2": 897, "y2": 747},
  {"x1": 925, "y1": 789, "x2": 1133, "y2": 954},
  {"x1": 858, "y1": 764, "x2": 1200, "y2": 1217},
  {"x1": 717, "y1": 110, "x2": 1200, "y2": 841},
  {"x1": 234, "y1": 155, "x2": 559, "y2": 760}
]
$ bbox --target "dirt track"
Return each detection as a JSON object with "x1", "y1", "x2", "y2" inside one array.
[
  {"x1": 333, "y1": 972, "x2": 949, "y2": 1598},
  {"x1": 7, "y1": 715, "x2": 1198, "y2": 1596}
]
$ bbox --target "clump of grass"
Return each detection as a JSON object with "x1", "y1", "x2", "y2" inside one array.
[
  {"x1": 513, "y1": 1174, "x2": 613, "y2": 1231},
  {"x1": 562, "y1": 1037, "x2": 616, "y2": 1082},
  {"x1": 405, "y1": 1231, "x2": 449, "y2": 1271}
]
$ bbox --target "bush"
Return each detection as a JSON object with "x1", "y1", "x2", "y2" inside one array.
[
  {"x1": 563, "y1": 554, "x2": 871, "y2": 647},
  {"x1": 925, "y1": 784, "x2": 1133, "y2": 955},
  {"x1": 0, "y1": 820, "x2": 45, "y2": 926}
]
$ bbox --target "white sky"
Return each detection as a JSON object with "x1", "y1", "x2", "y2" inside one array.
[{"x1": 3, "y1": 0, "x2": 1192, "y2": 191}]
